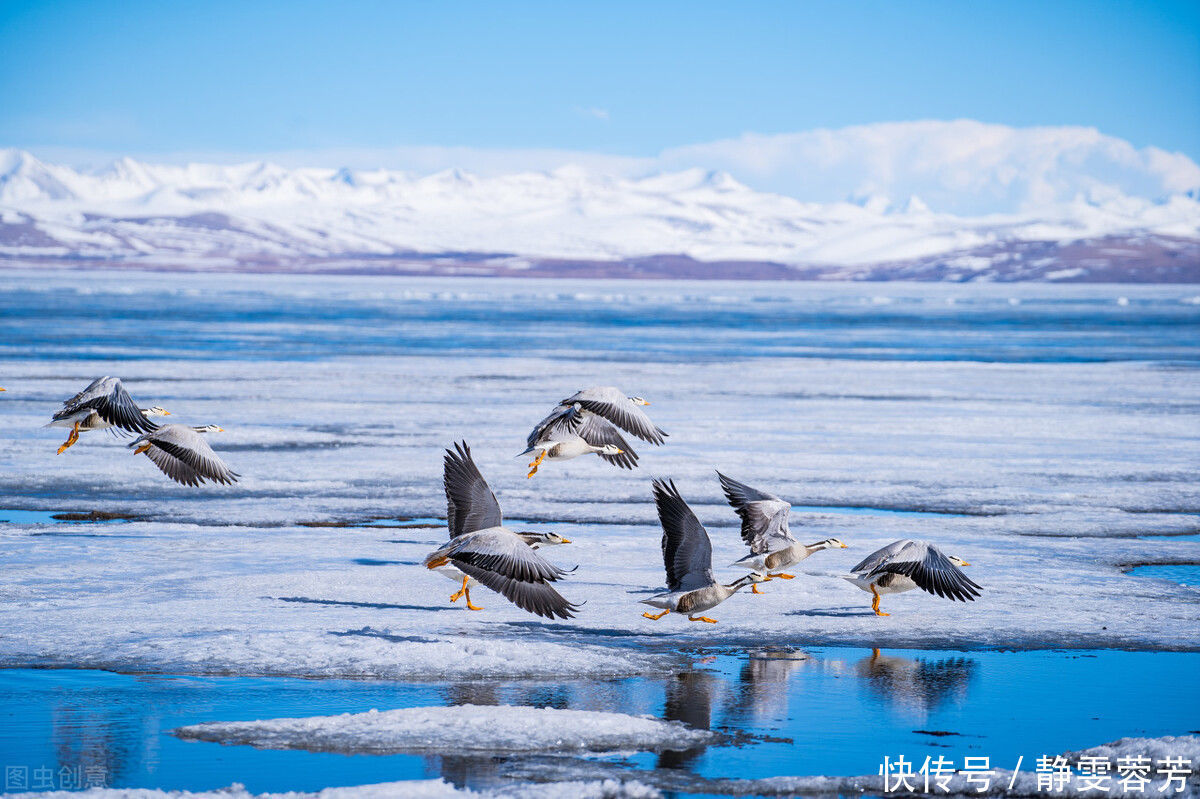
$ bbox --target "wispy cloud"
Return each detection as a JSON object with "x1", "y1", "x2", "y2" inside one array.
[{"x1": 573, "y1": 106, "x2": 610, "y2": 122}]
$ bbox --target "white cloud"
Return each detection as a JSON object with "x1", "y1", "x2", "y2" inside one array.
[{"x1": 657, "y1": 120, "x2": 1200, "y2": 215}]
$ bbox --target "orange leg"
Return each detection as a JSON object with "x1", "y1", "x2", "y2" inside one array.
[
  {"x1": 771, "y1": 572, "x2": 795, "y2": 579},
  {"x1": 56, "y1": 422, "x2": 81, "y2": 454},
  {"x1": 751, "y1": 583, "x2": 764, "y2": 594},
  {"x1": 449, "y1": 575, "x2": 468, "y2": 603},
  {"x1": 526, "y1": 450, "x2": 546, "y2": 479},
  {"x1": 871, "y1": 584, "x2": 890, "y2": 616},
  {"x1": 464, "y1": 586, "x2": 483, "y2": 611},
  {"x1": 688, "y1": 615, "x2": 718, "y2": 624},
  {"x1": 642, "y1": 609, "x2": 669, "y2": 620}
]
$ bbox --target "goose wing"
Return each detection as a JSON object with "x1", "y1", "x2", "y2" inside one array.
[
  {"x1": 57, "y1": 376, "x2": 157, "y2": 434},
  {"x1": 652, "y1": 478, "x2": 714, "y2": 592},
  {"x1": 131, "y1": 425, "x2": 238, "y2": 486},
  {"x1": 433, "y1": 528, "x2": 580, "y2": 620},
  {"x1": 444, "y1": 441, "x2": 502, "y2": 537},
  {"x1": 717, "y1": 471, "x2": 794, "y2": 554},
  {"x1": 562, "y1": 386, "x2": 666, "y2": 445},
  {"x1": 862, "y1": 540, "x2": 982, "y2": 602},
  {"x1": 526, "y1": 404, "x2": 577, "y2": 448},
  {"x1": 576, "y1": 415, "x2": 638, "y2": 469}
]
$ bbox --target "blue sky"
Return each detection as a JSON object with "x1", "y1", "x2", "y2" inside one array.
[{"x1": 1, "y1": 0, "x2": 1197, "y2": 162}]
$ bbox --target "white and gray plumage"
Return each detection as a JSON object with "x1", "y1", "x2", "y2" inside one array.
[
  {"x1": 521, "y1": 407, "x2": 636, "y2": 477},
  {"x1": 49, "y1": 376, "x2": 169, "y2": 453},
  {"x1": 718, "y1": 472, "x2": 846, "y2": 591},
  {"x1": 129, "y1": 424, "x2": 239, "y2": 486},
  {"x1": 522, "y1": 386, "x2": 666, "y2": 477},
  {"x1": 842, "y1": 539, "x2": 981, "y2": 616},
  {"x1": 556, "y1": 387, "x2": 667, "y2": 445},
  {"x1": 424, "y1": 442, "x2": 579, "y2": 619},
  {"x1": 641, "y1": 478, "x2": 767, "y2": 624},
  {"x1": 433, "y1": 441, "x2": 571, "y2": 607}
]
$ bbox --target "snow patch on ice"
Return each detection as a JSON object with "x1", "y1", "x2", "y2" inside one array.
[{"x1": 173, "y1": 704, "x2": 713, "y2": 754}]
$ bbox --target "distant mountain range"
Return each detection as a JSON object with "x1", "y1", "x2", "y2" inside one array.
[{"x1": 2, "y1": 146, "x2": 1198, "y2": 281}]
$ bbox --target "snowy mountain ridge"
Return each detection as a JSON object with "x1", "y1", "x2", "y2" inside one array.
[{"x1": 2, "y1": 146, "x2": 1198, "y2": 279}]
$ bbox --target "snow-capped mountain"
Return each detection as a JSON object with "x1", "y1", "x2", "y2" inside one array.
[{"x1": 2, "y1": 145, "x2": 1198, "y2": 281}]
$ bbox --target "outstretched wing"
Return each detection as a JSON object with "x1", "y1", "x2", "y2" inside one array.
[
  {"x1": 444, "y1": 441, "x2": 502, "y2": 538},
  {"x1": 652, "y1": 478, "x2": 714, "y2": 592},
  {"x1": 132, "y1": 426, "x2": 238, "y2": 486},
  {"x1": 576, "y1": 415, "x2": 638, "y2": 469},
  {"x1": 57, "y1": 376, "x2": 158, "y2": 434},
  {"x1": 850, "y1": 539, "x2": 914, "y2": 575},
  {"x1": 717, "y1": 471, "x2": 794, "y2": 554},
  {"x1": 866, "y1": 540, "x2": 982, "y2": 602},
  {"x1": 562, "y1": 386, "x2": 666, "y2": 445}
]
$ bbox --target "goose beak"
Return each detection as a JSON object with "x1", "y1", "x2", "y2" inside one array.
[
  {"x1": 642, "y1": 401, "x2": 651, "y2": 405},
  {"x1": 616, "y1": 448, "x2": 624, "y2": 454},
  {"x1": 960, "y1": 560, "x2": 971, "y2": 567},
  {"x1": 840, "y1": 542, "x2": 848, "y2": 548},
  {"x1": 560, "y1": 537, "x2": 572, "y2": 544},
  {"x1": 134, "y1": 442, "x2": 151, "y2": 455},
  {"x1": 216, "y1": 426, "x2": 225, "y2": 432},
  {"x1": 161, "y1": 410, "x2": 171, "y2": 416}
]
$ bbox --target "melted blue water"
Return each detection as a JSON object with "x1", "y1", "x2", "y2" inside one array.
[
  {"x1": 1, "y1": 274, "x2": 1197, "y2": 363},
  {"x1": 1129, "y1": 564, "x2": 1200, "y2": 587},
  {"x1": 1, "y1": 649, "x2": 1197, "y2": 795}
]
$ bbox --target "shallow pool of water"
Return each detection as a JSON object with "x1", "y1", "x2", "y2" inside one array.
[
  {"x1": 1128, "y1": 564, "x2": 1200, "y2": 587},
  {"x1": 1, "y1": 648, "x2": 1197, "y2": 795}
]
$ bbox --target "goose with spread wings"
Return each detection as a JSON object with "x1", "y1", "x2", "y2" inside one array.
[
  {"x1": 718, "y1": 472, "x2": 845, "y2": 591},
  {"x1": 640, "y1": 478, "x2": 767, "y2": 624},
  {"x1": 129, "y1": 424, "x2": 239, "y2": 486},
  {"x1": 521, "y1": 408, "x2": 635, "y2": 478},
  {"x1": 842, "y1": 539, "x2": 981, "y2": 616},
  {"x1": 522, "y1": 387, "x2": 666, "y2": 477},
  {"x1": 423, "y1": 441, "x2": 579, "y2": 619},
  {"x1": 49, "y1": 376, "x2": 170, "y2": 453}
]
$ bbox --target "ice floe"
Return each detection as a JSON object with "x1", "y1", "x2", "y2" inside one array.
[{"x1": 173, "y1": 704, "x2": 712, "y2": 755}]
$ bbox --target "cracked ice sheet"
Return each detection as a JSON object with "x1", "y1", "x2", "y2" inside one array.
[
  {"x1": 172, "y1": 704, "x2": 714, "y2": 754},
  {"x1": 1, "y1": 280, "x2": 1200, "y2": 675},
  {"x1": 0, "y1": 778, "x2": 662, "y2": 799}
]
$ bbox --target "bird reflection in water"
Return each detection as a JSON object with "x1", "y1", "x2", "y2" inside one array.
[
  {"x1": 855, "y1": 648, "x2": 976, "y2": 718},
  {"x1": 657, "y1": 669, "x2": 721, "y2": 770},
  {"x1": 731, "y1": 648, "x2": 813, "y2": 723}
]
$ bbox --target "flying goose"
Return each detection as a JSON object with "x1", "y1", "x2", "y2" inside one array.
[
  {"x1": 129, "y1": 424, "x2": 239, "y2": 486},
  {"x1": 49, "y1": 376, "x2": 168, "y2": 453},
  {"x1": 843, "y1": 539, "x2": 981, "y2": 616},
  {"x1": 434, "y1": 440, "x2": 571, "y2": 608},
  {"x1": 522, "y1": 386, "x2": 666, "y2": 477},
  {"x1": 423, "y1": 442, "x2": 580, "y2": 619},
  {"x1": 522, "y1": 410, "x2": 635, "y2": 478},
  {"x1": 718, "y1": 472, "x2": 846, "y2": 591},
  {"x1": 641, "y1": 478, "x2": 767, "y2": 624}
]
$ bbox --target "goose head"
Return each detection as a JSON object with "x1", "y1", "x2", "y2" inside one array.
[
  {"x1": 142, "y1": 406, "x2": 171, "y2": 418},
  {"x1": 948, "y1": 555, "x2": 971, "y2": 567},
  {"x1": 810, "y1": 537, "x2": 848, "y2": 550},
  {"x1": 599, "y1": 444, "x2": 624, "y2": 456},
  {"x1": 730, "y1": 572, "x2": 770, "y2": 591},
  {"x1": 628, "y1": 396, "x2": 650, "y2": 406},
  {"x1": 192, "y1": 424, "x2": 225, "y2": 433},
  {"x1": 519, "y1": 531, "x2": 572, "y2": 546}
]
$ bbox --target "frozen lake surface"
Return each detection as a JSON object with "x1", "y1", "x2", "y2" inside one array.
[{"x1": 1, "y1": 269, "x2": 1198, "y2": 795}]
